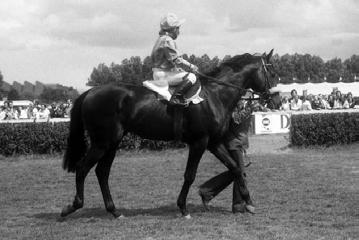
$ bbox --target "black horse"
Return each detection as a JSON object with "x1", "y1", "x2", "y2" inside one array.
[{"x1": 61, "y1": 50, "x2": 277, "y2": 218}]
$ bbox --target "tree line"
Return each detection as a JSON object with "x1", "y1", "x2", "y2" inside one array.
[
  {"x1": 87, "y1": 53, "x2": 359, "y2": 86},
  {"x1": 0, "y1": 71, "x2": 79, "y2": 103},
  {"x1": 1, "y1": 53, "x2": 359, "y2": 102},
  {"x1": 3, "y1": 87, "x2": 79, "y2": 103}
]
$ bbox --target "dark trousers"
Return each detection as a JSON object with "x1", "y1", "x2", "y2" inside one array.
[{"x1": 199, "y1": 148, "x2": 247, "y2": 206}]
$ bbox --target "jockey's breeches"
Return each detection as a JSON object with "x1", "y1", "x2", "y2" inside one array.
[{"x1": 152, "y1": 68, "x2": 196, "y2": 86}]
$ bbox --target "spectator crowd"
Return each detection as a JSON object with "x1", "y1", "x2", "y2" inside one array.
[
  {"x1": 239, "y1": 89, "x2": 358, "y2": 113},
  {"x1": 0, "y1": 100, "x2": 72, "y2": 121},
  {"x1": 278, "y1": 89, "x2": 357, "y2": 111},
  {"x1": 1, "y1": 88, "x2": 357, "y2": 121}
]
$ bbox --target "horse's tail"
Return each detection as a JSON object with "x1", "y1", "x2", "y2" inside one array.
[{"x1": 63, "y1": 90, "x2": 90, "y2": 173}]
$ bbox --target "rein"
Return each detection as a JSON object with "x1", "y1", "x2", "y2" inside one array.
[
  {"x1": 196, "y1": 71, "x2": 248, "y2": 94},
  {"x1": 196, "y1": 57, "x2": 272, "y2": 100}
]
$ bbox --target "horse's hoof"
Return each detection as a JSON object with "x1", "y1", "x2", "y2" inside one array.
[
  {"x1": 116, "y1": 214, "x2": 125, "y2": 219},
  {"x1": 198, "y1": 190, "x2": 211, "y2": 211},
  {"x1": 184, "y1": 214, "x2": 191, "y2": 219},
  {"x1": 245, "y1": 204, "x2": 255, "y2": 214},
  {"x1": 201, "y1": 198, "x2": 210, "y2": 211},
  {"x1": 110, "y1": 209, "x2": 124, "y2": 219},
  {"x1": 60, "y1": 205, "x2": 76, "y2": 217}
]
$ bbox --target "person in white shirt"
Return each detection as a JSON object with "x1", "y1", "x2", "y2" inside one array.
[
  {"x1": 280, "y1": 96, "x2": 290, "y2": 111},
  {"x1": 342, "y1": 95, "x2": 350, "y2": 109},
  {"x1": 301, "y1": 96, "x2": 312, "y2": 111},
  {"x1": 0, "y1": 106, "x2": 6, "y2": 120},
  {"x1": 289, "y1": 90, "x2": 302, "y2": 111},
  {"x1": 333, "y1": 91, "x2": 343, "y2": 109},
  {"x1": 333, "y1": 97, "x2": 343, "y2": 109},
  {"x1": 345, "y1": 92, "x2": 355, "y2": 108},
  {"x1": 18, "y1": 106, "x2": 28, "y2": 119},
  {"x1": 32, "y1": 106, "x2": 40, "y2": 119},
  {"x1": 39, "y1": 105, "x2": 50, "y2": 119}
]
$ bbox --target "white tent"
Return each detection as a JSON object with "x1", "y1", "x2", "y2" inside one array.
[
  {"x1": 0, "y1": 100, "x2": 33, "y2": 107},
  {"x1": 275, "y1": 82, "x2": 359, "y2": 96}
]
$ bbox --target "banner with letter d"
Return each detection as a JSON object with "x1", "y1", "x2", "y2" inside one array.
[{"x1": 253, "y1": 112, "x2": 291, "y2": 134}]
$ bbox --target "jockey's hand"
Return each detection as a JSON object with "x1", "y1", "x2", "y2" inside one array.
[{"x1": 190, "y1": 64, "x2": 199, "y2": 73}]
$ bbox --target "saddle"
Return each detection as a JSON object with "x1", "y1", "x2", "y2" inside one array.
[
  {"x1": 143, "y1": 79, "x2": 204, "y2": 140},
  {"x1": 143, "y1": 79, "x2": 204, "y2": 106}
]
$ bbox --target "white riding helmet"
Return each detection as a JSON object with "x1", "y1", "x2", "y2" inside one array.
[{"x1": 160, "y1": 13, "x2": 186, "y2": 30}]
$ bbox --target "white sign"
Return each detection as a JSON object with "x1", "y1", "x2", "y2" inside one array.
[{"x1": 253, "y1": 112, "x2": 291, "y2": 134}]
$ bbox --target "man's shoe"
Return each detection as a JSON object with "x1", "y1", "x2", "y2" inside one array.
[
  {"x1": 232, "y1": 203, "x2": 256, "y2": 214},
  {"x1": 245, "y1": 204, "x2": 255, "y2": 214},
  {"x1": 232, "y1": 203, "x2": 247, "y2": 214}
]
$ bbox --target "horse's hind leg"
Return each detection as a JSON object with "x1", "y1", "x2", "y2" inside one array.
[
  {"x1": 95, "y1": 148, "x2": 122, "y2": 218},
  {"x1": 177, "y1": 137, "x2": 208, "y2": 217},
  {"x1": 61, "y1": 146, "x2": 105, "y2": 217}
]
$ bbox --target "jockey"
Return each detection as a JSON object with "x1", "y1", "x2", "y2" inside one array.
[{"x1": 151, "y1": 13, "x2": 199, "y2": 105}]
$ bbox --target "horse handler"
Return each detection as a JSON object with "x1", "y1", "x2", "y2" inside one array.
[{"x1": 199, "y1": 100, "x2": 259, "y2": 214}]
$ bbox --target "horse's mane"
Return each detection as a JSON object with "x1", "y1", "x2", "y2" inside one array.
[{"x1": 202, "y1": 53, "x2": 260, "y2": 78}]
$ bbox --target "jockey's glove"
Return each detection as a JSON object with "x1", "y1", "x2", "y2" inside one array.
[{"x1": 189, "y1": 64, "x2": 199, "y2": 73}]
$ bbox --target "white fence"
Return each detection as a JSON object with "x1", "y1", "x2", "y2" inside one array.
[
  {"x1": 252, "y1": 109, "x2": 359, "y2": 135},
  {"x1": 0, "y1": 118, "x2": 70, "y2": 124}
]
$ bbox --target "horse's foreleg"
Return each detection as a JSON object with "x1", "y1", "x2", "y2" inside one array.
[
  {"x1": 177, "y1": 137, "x2": 208, "y2": 217},
  {"x1": 61, "y1": 147, "x2": 105, "y2": 217},
  {"x1": 95, "y1": 148, "x2": 122, "y2": 218}
]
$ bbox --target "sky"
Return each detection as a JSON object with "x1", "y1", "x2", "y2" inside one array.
[{"x1": 0, "y1": 0, "x2": 359, "y2": 91}]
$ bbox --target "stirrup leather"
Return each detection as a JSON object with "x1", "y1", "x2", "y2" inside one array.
[{"x1": 169, "y1": 78, "x2": 193, "y2": 105}]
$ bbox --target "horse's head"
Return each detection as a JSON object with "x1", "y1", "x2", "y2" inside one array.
[{"x1": 220, "y1": 49, "x2": 279, "y2": 99}]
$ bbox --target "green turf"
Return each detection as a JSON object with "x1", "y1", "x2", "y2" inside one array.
[{"x1": 0, "y1": 134, "x2": 358, "y2": 239}]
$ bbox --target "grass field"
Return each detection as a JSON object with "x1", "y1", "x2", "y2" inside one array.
[{"x1": 0, "y1": 134, "x2": 358, "y2": 240}]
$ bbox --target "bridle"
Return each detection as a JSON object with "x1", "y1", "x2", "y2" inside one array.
[
  {"x1": 197, "y1": 57, "x2": 274, "y2": 100},
  {"x1": 261, "y1": 58, "x2": 273, "y2": 92},
  {"x1": 246, "y1": 58, "x2": 273, "y2": 100}
]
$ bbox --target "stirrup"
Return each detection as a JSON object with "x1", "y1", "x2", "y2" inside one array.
[
  {"x1": 169, "y1": 100, "x2": 188, "y2": 107},
  {"x1": 169, "y1": 95, "x2": 188, "y2": 107}
]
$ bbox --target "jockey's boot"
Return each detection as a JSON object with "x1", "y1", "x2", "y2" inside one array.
[{"x1": 169, "y1": 78, "x2": 193, "y2": 106}]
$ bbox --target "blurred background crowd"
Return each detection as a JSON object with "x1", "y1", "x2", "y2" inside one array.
[
  {"x1": 0, "y1": 99, "x2": 73, "y2": 121},
  {"x1": 237, "y1": 88, "x2": 358, "y2": 113},
  {"x1": 1, "y1": 88, "x2": 358, "y2": 121},
  {"x1": 278, "y1": 89, "x2": 357, "y2": 111}
]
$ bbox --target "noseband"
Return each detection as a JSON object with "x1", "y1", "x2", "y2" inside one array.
[{"x1": 243, "y1": 58, "x2": 273, "y2": 100}]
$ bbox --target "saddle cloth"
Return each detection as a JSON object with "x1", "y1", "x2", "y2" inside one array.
[{"x1": 143, "y1": 79, "x2": 204, "y2": 105}]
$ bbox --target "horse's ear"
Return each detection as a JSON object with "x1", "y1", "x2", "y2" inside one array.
[{"x1": 267, "y1": 49, "x2": 274, "y2": 60}]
